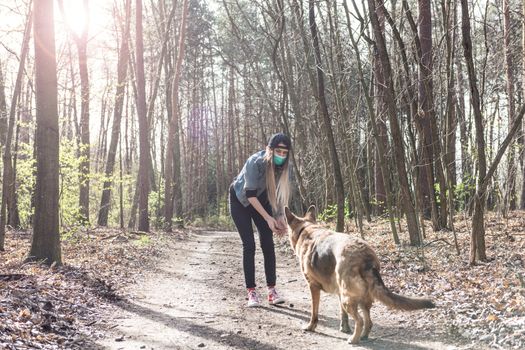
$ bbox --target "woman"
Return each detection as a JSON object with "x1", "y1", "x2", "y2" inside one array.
[{"x1": 229, "y1": 132, "x2": 292, "y2": 307}]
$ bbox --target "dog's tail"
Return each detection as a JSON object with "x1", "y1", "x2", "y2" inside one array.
[{"x1": 369, "y1": 268, "x2": 435, "y2": 311}]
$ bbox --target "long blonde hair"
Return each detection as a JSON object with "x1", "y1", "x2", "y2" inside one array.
[{"x1": 264, "y1": 146, "x2": 290, "y2": 215}]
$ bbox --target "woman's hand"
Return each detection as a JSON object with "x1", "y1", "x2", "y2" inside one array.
[
  {"x1": 265, "y1": 216, "x2": 279, "y2": 232},
  {"x1": 265, "y1": 216, "x2": 285, "y2": 236},
  {"x1": 273, "y1": 216, "x2": 288, "y2": 237},
  {"x1": 276, "y1": 216, "x2": 287, "y2": 230}
]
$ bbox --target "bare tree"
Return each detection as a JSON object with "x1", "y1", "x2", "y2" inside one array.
[
  {"x1": 0, "y1": 4, "x2": 31, "y2": 250},
  {"x1": 165, "y1": 0, "x2": 189, "y2": 231},
  {"x1": 441, "y1": 0, "x2": 458, "y2": 235},
  {"x1": 521, "y1": 0, "x2": 525, "y2": 209},
  {"x1": 502, "y1": 0, "x2": 517, "y2": 214},
  {"x1": 98, "y1": 0, "x2": 132, "y2": 226},
  {"x1": 372, "y1": 2, "x2": 388, "y2": 217},
  {"x1": 367, "y1": 0, "x2": 421, "y2": 245},
  {"x1": 461, "y1": 0, "x2": 525, "y2": 264},
  {"x1": 308, "y1": 0, "x2": 345, "y2": 232},
  {"x1": 57, "y1": 0, "x2": 91, "y2": 224},
  {"x1": 27, "y1": 0, "x2": 62, "y2": 265},
  {"x1": 0, "y1": 62, "x2": 7, "y2": 146},
  {"x1": 343, "y1": 0, "x2": 399, "y2": 244},
  {"x1": 135, "y1": 0, "x2": 151, "y2": 232}
]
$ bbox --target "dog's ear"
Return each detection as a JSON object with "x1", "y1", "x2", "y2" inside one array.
[
  {"x1": 304, "y1": 205, "x2": 317, "y2": 223},
  {"x1": 284, "y1": 206, "x2": 296, "y2": 224}
]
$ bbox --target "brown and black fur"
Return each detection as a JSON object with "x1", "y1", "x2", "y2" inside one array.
[{"x1": 285, "y1": 206, "x2": 435, "y2": 344}]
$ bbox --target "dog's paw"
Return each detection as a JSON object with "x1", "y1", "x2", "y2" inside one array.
[
  {"x1": 302, "y1": 323, "x2": 317, "y2": 332},
  {"x1": 347, "y1": 336, "x2": 360, "y2": 345},
  {"x1": 339, "y1": 325, "x2": 351, "y2": 334}
]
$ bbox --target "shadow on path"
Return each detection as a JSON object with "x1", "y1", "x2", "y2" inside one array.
[
  {"x1": 264, "y1": 305, "x2": 436, "y2": 350},
  {"x1": 116, "y1": 300, "x2": 283, "y2": 350}
]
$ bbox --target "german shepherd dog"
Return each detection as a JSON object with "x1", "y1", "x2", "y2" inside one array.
[{"x1": 285, "y1": 206, "x2": 435, "y2": 344}]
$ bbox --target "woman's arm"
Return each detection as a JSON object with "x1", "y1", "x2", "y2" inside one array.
[{"x1": 247, "y1": 197, "x2": 279, "y2": 232}]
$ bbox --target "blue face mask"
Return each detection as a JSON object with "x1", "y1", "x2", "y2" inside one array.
[{"x1": 273, "y1": 154, "x2": 287, "y2": 166}]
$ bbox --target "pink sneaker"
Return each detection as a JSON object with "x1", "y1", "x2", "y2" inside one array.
[
  {"x1": 268, "y1": 286, "x2": 285, "y2": 305},
  {"x1": 247, "y1": 288, "x2": 260, "y2": 307}
]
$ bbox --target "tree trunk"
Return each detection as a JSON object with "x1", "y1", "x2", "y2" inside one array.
[
  {"x1": 128, "y1": 175, "x2": 139, "y2": 229},
  {"x1": 96, "y1": 85, "x2": 107, "y2": 171},
  {"x1": 368, "y1": 0, "x2": 420, "y2": 245},
  {"x1": 412, "y1": 0, "x2": 440, "y2": 229},
  {"x1": 344, "y1": 0, "x2": 399, "y2": 244},
  {"x1": 460, "y1": 0, "x2": 525, "y2": 263},
  {"x1": 503, "y1": 0, "x2": 517, "y2": 213},
  {"x1": 461, "y1": 0, "x2": 487, "y2": 263},
  {"x1": 28, "y1": 0, "x2": 62, "y2": 265},
  {"x1": 57, "y1": 0, "x2": 90, "y2": 224},
  {"x1": 0, "y1": 5, "x2": 31, "y2": 250},
  {"x1": 135, "y1": 0, "x2": 151, "y2": 232},
  {"x1": 76, "y1": 0, "x2": 90, "y2": 224},
  {"x1": 458, "y1": 0, "x2": 486, "y2": 262},
  {"x1": 521, "y1": 0, "x2": 525, "y2": 210},
  {"x1": 326, "y1": 1, "x2": 365, "y2": 233},
  {"x1": 380, "y1": 3, "x2": 422, "y2": 227},
  {"x1": 270, "y1": 0, "x2": 308, "y2": 210},
  {"x1": 308, "y1": 0, "x2": 345, "y2": 232},
  {"x1": 367, "y1": 2, "x2": 388, "y2": 216},
  {"x1": 77, "y1": 47, "x2": 90, "y2": 223},
  {"x1": 146, "y1": 1, "x2": 177, "y2": 199},
  {"x1": 442, "y1": 0, "x2": 458, "y2": 228},
  {"x1": 0, "y1": 62, "x2": 7, "y2": 147},
  {"x1": 226, "y1": 68, "x2": 236, "y2": 185},
  {"x1": 401, "y1": 0, "x2": 448, "y2": 230},
  {"x1": 165, "y1": 0, "x2": 189, "y2": 231},
  {"x1": 457, "y1": 45, "x2": 472, "y2": 210},
  {"x1": 210, "y1": 55, "x2": 222, "y2": 215},
  {"x1": 98, "y1": 0, "x2": 131, "y2": 226}
]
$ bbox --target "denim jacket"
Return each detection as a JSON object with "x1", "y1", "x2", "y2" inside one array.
[{"x1": 232, "y1": 150, "x2": 268, "y2": 207}]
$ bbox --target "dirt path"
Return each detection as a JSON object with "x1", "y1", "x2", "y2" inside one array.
[{"x1": 96, "y1": 230, "x2": 475, "y2": 350}]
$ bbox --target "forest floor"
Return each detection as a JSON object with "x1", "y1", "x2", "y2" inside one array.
[{"x1": 1, "y1": 212, "x2": 524, "y2": 350}]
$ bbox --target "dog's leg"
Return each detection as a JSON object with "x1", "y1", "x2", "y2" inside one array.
[
  {"x1": 338, "y1": 296, "x2": 351, "y2": 334},
  {"x1": 342, "y1": 298, "x2": 362, "y2": 344},
  {"x1": 360, "y1": 300, "x2": 373, "y2": 340},
  {"x1": 302, "y1": 284, "x2": 320, "y2": 332}
]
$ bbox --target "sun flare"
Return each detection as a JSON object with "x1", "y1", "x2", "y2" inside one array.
[{"x1": 60, "y1": 0, "x2": 90, "y2": 37}]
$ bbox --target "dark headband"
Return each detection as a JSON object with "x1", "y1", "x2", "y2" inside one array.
[{"x1": 268, "y1": 132, "x2": 292, "y2": 150}]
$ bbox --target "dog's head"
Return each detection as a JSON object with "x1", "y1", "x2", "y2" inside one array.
[{"x1": 284, "y1": 205, "x2": 317, "y2": 250}]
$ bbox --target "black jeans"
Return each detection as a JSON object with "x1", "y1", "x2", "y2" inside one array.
[{"x1": 229, "y1": 186, "x2": 276, "y2": 289}]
